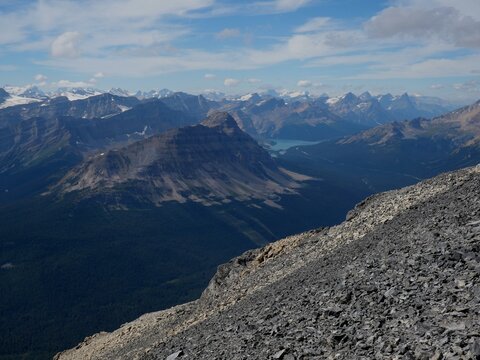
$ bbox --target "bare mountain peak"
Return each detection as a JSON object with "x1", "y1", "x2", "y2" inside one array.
[
  {"x1": 55, "y1": 115, "x2": 309, "y2": 207},
  {"x1": 359, "y1": 91, "x2": 372, "y2": 101},
  {"x1": 342, "y1": 92, "x2": 358, "y2": 102},
  {"x1": 201, "y1": 111, "x2": 238, "y2": 130},
  {"x1": 0, "y1": 88, "x2": 10, "y2": 101}
]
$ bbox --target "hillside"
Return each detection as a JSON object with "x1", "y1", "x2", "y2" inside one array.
[{"x1": 56, "y1": 164, "x2": 480, "y2": 359}]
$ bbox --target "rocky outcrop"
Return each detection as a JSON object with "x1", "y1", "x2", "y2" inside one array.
[
  {"x1": 0, "y1": 88, "x2": 9, "y2": 104},
  {"x1": 56, "y1": 164, "x2": 480, "y2": 359}
]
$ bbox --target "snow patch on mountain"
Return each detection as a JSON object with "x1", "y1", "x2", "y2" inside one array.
[{"x1": 0, "y1": 95, "x2": 40, "y2": 109}]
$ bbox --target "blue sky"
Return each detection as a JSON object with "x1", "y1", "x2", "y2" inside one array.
[{"x1": 1, "y1": 0, "x2": 480, "y2": 102}]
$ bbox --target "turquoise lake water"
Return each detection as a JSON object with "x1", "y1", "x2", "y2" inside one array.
[{"x1": 267, "y1": 139, "x2": 322, "y2": 151}]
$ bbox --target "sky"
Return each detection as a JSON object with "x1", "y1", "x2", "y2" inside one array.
[{"x1": 1, "y1": 0, "x2": 480, "y2": 102}]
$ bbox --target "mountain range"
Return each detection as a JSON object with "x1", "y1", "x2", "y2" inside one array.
[
  {"x1": 1, "y1": 88, "x2": 459, "y2": 203},
  {"x1": 1, "y1": 83, "x2": 480, "y2": 360},
  {"x1": 0, "y1": 85, "x2": 459, "y2": 126}
]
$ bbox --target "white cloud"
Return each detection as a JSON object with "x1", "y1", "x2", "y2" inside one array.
[
  {"x1": 51, "y1": 31, "x2": 81, "y2": 58},
  {"x1": 347, "y1": 54, "x2": 480, "y2": 79},
  {"x1": 204, "y1": 73, "x2": 216, "y2": 79},
  {"x1": 297, "y1": 80, "x2": 312, "y2": 87},
  {"x1": 216, "y1": 28, "x2": 241, "y2": 40},
  {"x1": 401, "y1": 0, "x2": 480, "y2": 20},
  {"x1": 35, "y1": 74, "x2": 48, "y2": 82},
  {"x1": 257, "y1": 0, "x2": 311, "y2": 12},
  {"x1": 54, "y1": 79, "x2": 94, "y2": 88},
  {"x1": 453, "y1": 80, "x2": 480, "y2": 92},
  {"x1": 224, "y1": 78, "x2": 240, "y2": 87},
  {"x1": 295, "y1": 17, "x2": 331, "y2": 33},
  {"x1": 365, "y1": 5, "x2": 480, "y2": 48},
  {"x1": 93, "y1": 72, "x2": 105, "y2": 78},
  {"x1": 3, "y1": 0, "x2": 480, "y2": 89},
  {"x1": 430, "y1": 84, "x2": 445, "y2": 89},
  {"x1": 247, "y1": 78, "x2": 261, "y2": 83},
  {"x1": 0, "y1": 0, "x2": 212, "y2": 53}
]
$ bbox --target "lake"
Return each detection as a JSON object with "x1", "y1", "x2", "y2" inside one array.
[{"x1": 267, "y1": 139, "x2": 323, "y2": 151}]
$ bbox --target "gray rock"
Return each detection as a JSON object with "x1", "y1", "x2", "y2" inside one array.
[
  {"x1": 166, "y1": 350, "x2": 183, "y2": 360},
  {"x1": 272, "y1": 349, "x2": 287, "y2": 359},
  {"x1": 471, "y1": 339, "x2": 480, "y2": 359}
]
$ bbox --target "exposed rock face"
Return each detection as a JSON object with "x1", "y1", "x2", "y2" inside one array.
[
  {"x1": 327, "y1": 92, "x2": 395, "y2": 126},
  {"x1": 0, "y1": 116, "x2": 77, "y2": 174},
  {"x1": 56, "y1": 164, "x2": 480, "y2": 359},
  {"x1": 159, "y1": 92, "x2": 218, "y2": 121},
  {"x1": 56, "y1": 112, "x2": 308, "y2": 206},
  {"x1": 0, "y1": 88, "x2": 9, "y2": 104}
]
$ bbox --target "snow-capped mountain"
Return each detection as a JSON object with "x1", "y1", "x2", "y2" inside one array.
[
  {"x1": 201, "y1": 90, "x2": 227, "y2": 101},
  {"x1": 3, "y1": 85, "x2": 47, "y2": 100},
  {"x1": 320, "y1": 92, "x2": 393, "y2": 126},
  {"x1": 49, "y1": 87, "x2": 103, "y2": 101},
  {"x1": 19, "y1": 86, "x2": 47, "y2": 100},
  {"x1": 358, "y1": 91, "x2": 373, "y2": 101},
  {"x1": 373, "y1": 92, "x2": 459, "y2": 120},
  {"x1": 309, "y1": 91, "x2": 459, "y2": 126},
  {"x1": 134, "y1": 89, "x2": 173, "y2": 99},
  {"x1": 258, "y1": 89, "x2": 313, "y2": 102},
  {"x1": 0, "y1": 86, "x2": 41, "y2": 109},
  {"x1": 0, "y1": 82, "x2": 462, "y2": 125},
  {"x1": 238, "y1": 93, "x2": 262, "y2": 103},
  {"x1": 108, "y1": 88, "x2": 133, "y2": 97},
  {"x1": 4, "y1": 85, "x2": 33, "y2": 96}
]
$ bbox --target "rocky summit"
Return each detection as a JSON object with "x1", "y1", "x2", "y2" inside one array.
[
  {"x1": 56, "y1": 164, "x2": 480, "y2": 359},
  {"x1": 55, "y1": 112, "x2": 308, "y2": 207}
]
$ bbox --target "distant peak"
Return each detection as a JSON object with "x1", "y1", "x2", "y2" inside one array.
[
  {"x1": 380, "y1": 93, "x2": 393, "y2": 99},
  {"x1": 343, "y1": 92, "x2": 358, "y2": 100},
  {"x1": 201, "y1": 112, "x2": 238, "y2": 129},
  {"x1": 0, "y1": 88, "x2": 10, "y2": 98},
  {"x1": 359, "y1": 91, "x2": 372, "y2": 100},
  {"x1": 239, "y1": 93, "x2": 261, "y2": 102}
]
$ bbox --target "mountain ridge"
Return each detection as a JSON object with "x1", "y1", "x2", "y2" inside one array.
[{"x1": 54, "y1": 112, "x2": 310, "y2": 207}]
